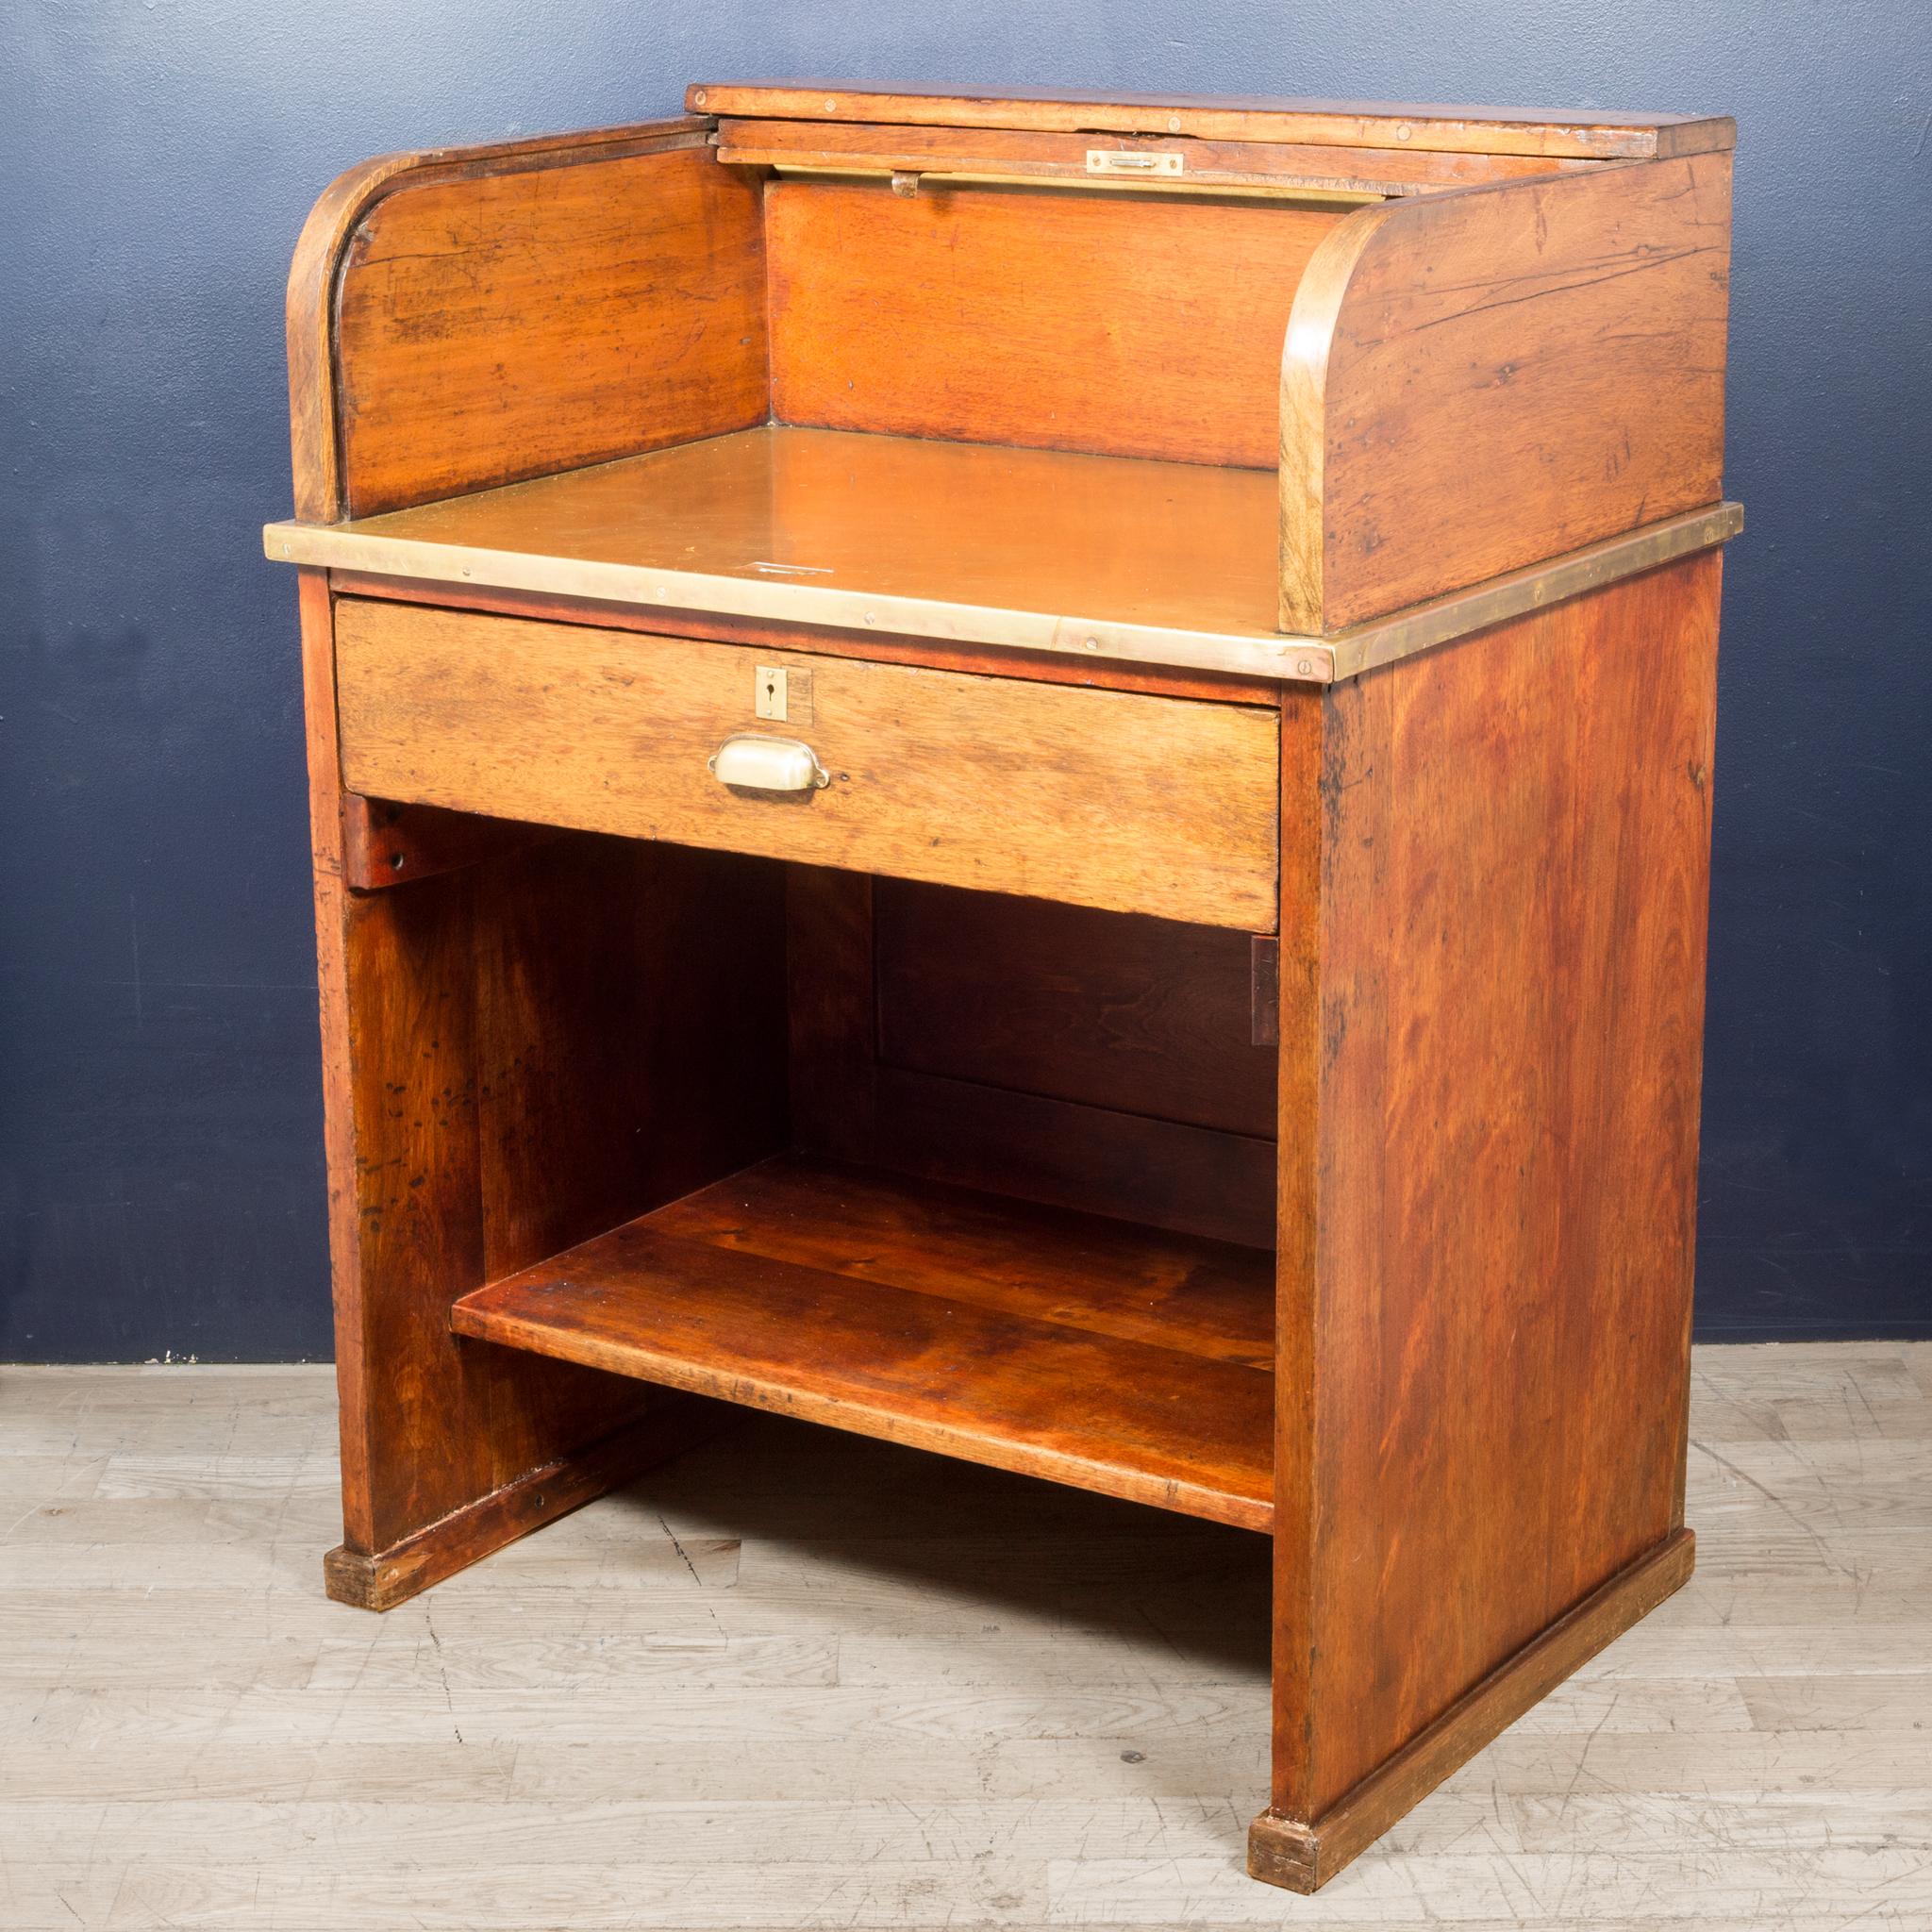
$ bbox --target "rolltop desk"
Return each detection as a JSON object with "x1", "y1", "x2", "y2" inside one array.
[{"x1": 265, "y1": 82, "x2": 1739, "y2": 1891}]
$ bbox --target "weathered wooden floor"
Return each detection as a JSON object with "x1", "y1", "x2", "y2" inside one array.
[{"x1": 3, "y1": 1343, "x2": 1929, "y2": 1929}]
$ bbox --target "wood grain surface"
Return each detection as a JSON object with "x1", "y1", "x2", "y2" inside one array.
[
  {"x1": 275, "y1": 424, "x2": 1293, "y2": 679},
  {"x1": 786, "y1": 866, "x2": 879, "y2": 1167},
  {"x1": 338, "y1": 796, "x2": 559, "y2": 891},
  {"x1": 767, "y1": 178, "x2": 1341, "y2": 465},
  {"x1": 1271, "y1": 555, "x2": 1722, "y2": 1831},
  {"x1": 689, "y1": 82, "x2": 1736, "y2": 159},
  {"x1": 874, "y1": 881, "x2": 1277, "y2": 1140},
  {"x1": 787, "y1": 874, "x2": 1281, "y2": 1246},
  {"x1": 330, "y1": 144, "x2": 767, "y2": 517},
  {"x1": 331, "y1": 598, "x2": 1282, "y2": 930},
  {"x1": 283, "y1": 119, "x2": 724, "y2": 522},
  {"x1": 1281, "y1": 154, "x2": 1732, "y2": 629},
  {"x1": 871, "y1": 1067, "x2": 1278, "y2": 1252},
  {"x1": 453, "y1": 1155, "x2": 1276, "y2": 1530},
  {"x1": 719, "y1": 117, "x2": 1597, "y2": 196},
  {"x1": 1249, "y1": 1530, "x2": 1696, "y2": 1890},
  {"x1": 323, "y1": 831, "x2": 787, "y2": 1580},
  {"x1": 324, "y1": 571, "x2": 1288, "y2": 708},
  {"x1": 646, "y1": 1157, "x2": 1275, "y2": 1370}
]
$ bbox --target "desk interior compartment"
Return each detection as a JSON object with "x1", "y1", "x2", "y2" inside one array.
[{"x1": 426, "y1": 835, "x2": 1278, "y2": 1531}]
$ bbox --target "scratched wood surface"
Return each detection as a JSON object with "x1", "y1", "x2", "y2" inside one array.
[
  {"x1": 325, "y1": 141, "x2": 768, "y2": 518},
  {"x1": 5, "y1": 1345, "x2": 1929, "y2": 1928},
  {"x1": 332, "y1": 596, "x2": 1283, "y2": 931},
  {"x1": 1279, "y1": 153, "x2": 1732, "y2": 631}
]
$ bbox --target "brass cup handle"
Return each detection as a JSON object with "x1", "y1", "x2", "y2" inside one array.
[{"x1": 708, "y1": 733, "x2": 831, "y2": 793}]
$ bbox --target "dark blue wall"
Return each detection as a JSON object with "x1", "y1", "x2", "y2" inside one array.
[{"x1": 3, "y1": 3, "x2": 1927, "y2": 1357}]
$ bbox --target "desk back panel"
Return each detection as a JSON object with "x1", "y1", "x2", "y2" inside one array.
[
  {"x1": 876, "y1": 884, "x2": 1275, "y2": 1141},
  {"x1": 788, "y1": 871, "x2": 1280, "y2": 1251},
  {"x1": 765, "y1": 178, "x2": 1343, "y2": 467}
]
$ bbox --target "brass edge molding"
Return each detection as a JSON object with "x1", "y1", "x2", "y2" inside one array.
[
  {"x1": 1322, "y1": 502, "x2": 1745, "y2": 681},
  {"x1": 262, "y1": 502, "x2": 1741, "y2": 687},
  {"x1": 743, "y1": 158, "x2": 1390, "y2": 205},
  {"x1": 260, "y1": 525, "x2": 1319, "y2": 681}
]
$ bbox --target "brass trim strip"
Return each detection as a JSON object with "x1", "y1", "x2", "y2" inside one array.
[
  {"x1": 1321, "y1": 502, "x2": 1745, "y2": 680},
  {"x1": 747, "y1": 157, "x2": 1391, "y2": 205},
  {"x1": 262, "y1": 502, "x2": 1742, "y2": 686}
]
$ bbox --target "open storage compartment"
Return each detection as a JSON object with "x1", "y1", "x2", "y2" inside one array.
[{"x1": 448, "y1": 858, "x2": 1279, "y2": 1532}]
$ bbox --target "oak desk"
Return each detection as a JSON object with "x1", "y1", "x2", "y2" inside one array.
[{"x1": 266, "y1": 83, "x2": 1739, "y2": 1891}]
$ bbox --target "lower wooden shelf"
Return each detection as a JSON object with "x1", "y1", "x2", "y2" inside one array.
[{"x1": 452, "y1": 1155, "x2": 1275, "y2": 1531}]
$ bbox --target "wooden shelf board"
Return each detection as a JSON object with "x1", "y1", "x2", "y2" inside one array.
[{"x1": 451, "y1": 1155, "x2": 1275, "y2": 1531}]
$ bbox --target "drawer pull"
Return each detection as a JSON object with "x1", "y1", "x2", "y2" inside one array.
[{"x1": 708, "y1": 733, "x2": 831, "y2": 794}]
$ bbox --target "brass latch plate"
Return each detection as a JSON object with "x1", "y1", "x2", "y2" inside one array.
[{"x1": 1086, "y1": 149, "x2": 1184, "y2": 177}]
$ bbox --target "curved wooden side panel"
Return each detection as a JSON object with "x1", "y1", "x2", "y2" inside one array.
[
  {"x1": 285, "y1": 117, "x2": 768, "y2": 520},
  {"x1": 1280, "y1": 153, "x2": 1731, "y2": 631}
]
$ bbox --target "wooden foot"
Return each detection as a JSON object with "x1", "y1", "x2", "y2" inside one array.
[
  {"x1": 1247, "y1": 1527, "x2": 1694, "y2": 1892},
  {"x1": 324, "y1": 1392, "x2": 735, "y2": 1610}
]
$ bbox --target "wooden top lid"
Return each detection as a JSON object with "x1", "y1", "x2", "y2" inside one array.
[{"x1": 685, "y1": 81, "x2": 1733, "y2": 160}]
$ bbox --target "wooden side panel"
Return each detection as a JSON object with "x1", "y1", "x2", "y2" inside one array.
[
  {"x1": 328, "y1": 830, "x2": 787, "y2": 1560},
  {"x1": 329, "y1": 144, "x2": 767, "y2": 517},
  {"x1": 473, "y1": 839, "x2": 789, "y2": 1283},
  {"x1": 1273, "y1": 556, "x2": 1720, "y2": 1822},
  {"x1": 332, "y1": 600, "x2": 1282, "y2": 932},
  {"x1": 874, "y1": 881, "x2": 1276, "y2": 1139},
  {"x1": 296, "y1": 569, "x2": 375, "y2": 1537},
  {"x1": 767, "y1": 178, "x2": 1341, "y2": 467},
  {"x1": 1282, "y1": 155, "x2": 1731, "y2": 630}
]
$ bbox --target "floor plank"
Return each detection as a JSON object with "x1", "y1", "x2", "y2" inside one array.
[{"x1": 1, "y1": 1343, "x2": 1928, "y2": 1929}]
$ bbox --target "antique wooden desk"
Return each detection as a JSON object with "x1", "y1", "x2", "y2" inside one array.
[{"x1": 265, "y1": 82, "x2": 1738, "y2": 1891}]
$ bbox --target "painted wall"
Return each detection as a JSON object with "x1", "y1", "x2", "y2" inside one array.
[{"x1": 3, "y1": 1, "x2": 1926, "y2": 1357}]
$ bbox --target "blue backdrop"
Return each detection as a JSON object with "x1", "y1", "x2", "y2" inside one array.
[{"x1": 3, "y1": 1, "x2": 1927, "y2": 1357}]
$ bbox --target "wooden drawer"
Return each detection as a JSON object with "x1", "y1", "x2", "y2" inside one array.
[{"x1": 333, "y1": 598, "x2": 1279, "y2": 930}]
